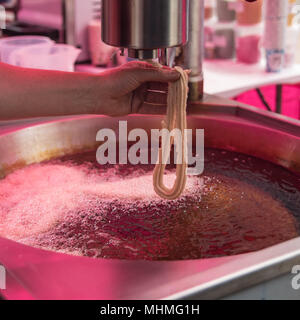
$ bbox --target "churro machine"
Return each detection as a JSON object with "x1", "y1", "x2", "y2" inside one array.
[{"x1": 101, "y1": 0, "x2": 204, "y2": 101}]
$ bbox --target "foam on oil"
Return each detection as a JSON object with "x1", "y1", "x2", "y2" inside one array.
[{"x1": 0, "y1": 149, "x2": 299, "y2": 260}]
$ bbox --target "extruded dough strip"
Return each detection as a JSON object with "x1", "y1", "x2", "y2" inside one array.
[{"x1": 153, "y1": 66, "x2": 189, "y2": 200}]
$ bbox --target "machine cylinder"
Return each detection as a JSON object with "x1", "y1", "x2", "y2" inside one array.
[
  {"x1": 180, "y1": 0, "x2": 205, "y2": 100},
  {"x1": 102, "y1": 0, "x2": 188, "y2": 59}
]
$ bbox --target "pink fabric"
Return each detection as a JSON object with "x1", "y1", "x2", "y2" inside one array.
[{"x1": 235, "y1": 84, "x2": 300, "y2": 120}]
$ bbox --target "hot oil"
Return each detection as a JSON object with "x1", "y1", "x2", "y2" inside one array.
[{"x1": 0, "y1": 148, "x2": 299, "y2": 260}]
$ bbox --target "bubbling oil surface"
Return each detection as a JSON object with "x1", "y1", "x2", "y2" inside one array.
[{"x1": 0, "y1": 149, "x2": 299, "y2": 260}]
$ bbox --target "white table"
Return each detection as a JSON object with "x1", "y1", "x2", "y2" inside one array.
[
  {"x1": 203, "y1": 60, "x2": 300, "y2": 114},
  {"x1": 203, "y1": 60, "x2": 300, "y2": 98}
]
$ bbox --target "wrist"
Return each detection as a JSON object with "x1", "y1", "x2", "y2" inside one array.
[{"x1": 88, "y1": 73, "x2": 112, "y2": 116}]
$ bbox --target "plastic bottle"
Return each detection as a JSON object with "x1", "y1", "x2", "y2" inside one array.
[
  {"x1": 285, "y1": 1, "x2": 300, "y2": 68},
  {"x1": 214, "y1": 0, "x2": 236, "y2": 60},
  {"x1": 263, "y1": 0, "x2": 289, "y2": 72},
  {"x1": 235, "y1": 0, "x2": 263, "y2": 64},
  {"x1": 214, "y1": 21, "x2": 236, "y2": 60},
  {"x1": 216, "y1": 0, "x2": 236, "y2": 23},
  {"x1": 204, "y1": 0, "x2": 216, "y2": 59},
  {"x1": 236, "y1": 23, "x2": 262, "y2": 64},
  {"x1": 205, "y1": 0, "x2": 215, "y2": 20},
  {"x1": 236, "y1": 0, "x2": 263, "y2": 26}
]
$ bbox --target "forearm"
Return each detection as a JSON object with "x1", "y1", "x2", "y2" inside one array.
[{"x1": 0, "y1": 62, "x2": 102, "y2": 120}]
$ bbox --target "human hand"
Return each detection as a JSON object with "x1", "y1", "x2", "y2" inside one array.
[{"x1": 94, "y1": 61, "x2": 180, "y2": 116}]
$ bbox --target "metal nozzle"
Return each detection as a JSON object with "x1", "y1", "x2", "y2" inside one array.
[
  {"x1": 101, "y1": 0, "x2": 188, "y2": 55},
  {"x1": 127, "y1": 49, "x2": 159, "y2": 60}
]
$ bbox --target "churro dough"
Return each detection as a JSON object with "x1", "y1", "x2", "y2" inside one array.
[{"x1": 153, "y1": 66, "x2": 189, "y2": 200}]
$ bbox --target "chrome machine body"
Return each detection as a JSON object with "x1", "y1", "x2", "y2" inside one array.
[{"x1": 101, "y1": 0, "x2": 204, "y2": 100}]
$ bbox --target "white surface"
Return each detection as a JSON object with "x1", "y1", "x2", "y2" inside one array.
[
  {"x1": 11, "y1": 44, "x2": 80, "y2": 72},
  {"x1": 204, "y1": 60, "x2": 300, "y2": 98}
]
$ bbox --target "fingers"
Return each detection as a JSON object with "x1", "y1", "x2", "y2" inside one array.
[
  {"x1": 138, "y1": 102, "x2": 167, "y2": 115},
  {"x1": 145, "y1": 80, "x2": 168, "y2": 105},
  {"x1": 145, "y1": 90, "x2": 168, "y2": 105},
  {"x1": 131, "y1": 84, "x2": 167, "y2": 114},
  {"x1": 148, "y1": 82, "x2": 168, "y2": 92},
  {"x1": 146, "y1": 82, "x2": 168, "y2": 104},
  {"x1": 138, "y1": 66, "x2": 180, "y2": 84},
  {"x1": 131, "y1": 81, "x2": 168, "y2": 114},
  {"x1": 124, "y1": 61, "x2": 180, "y2": 84}
]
